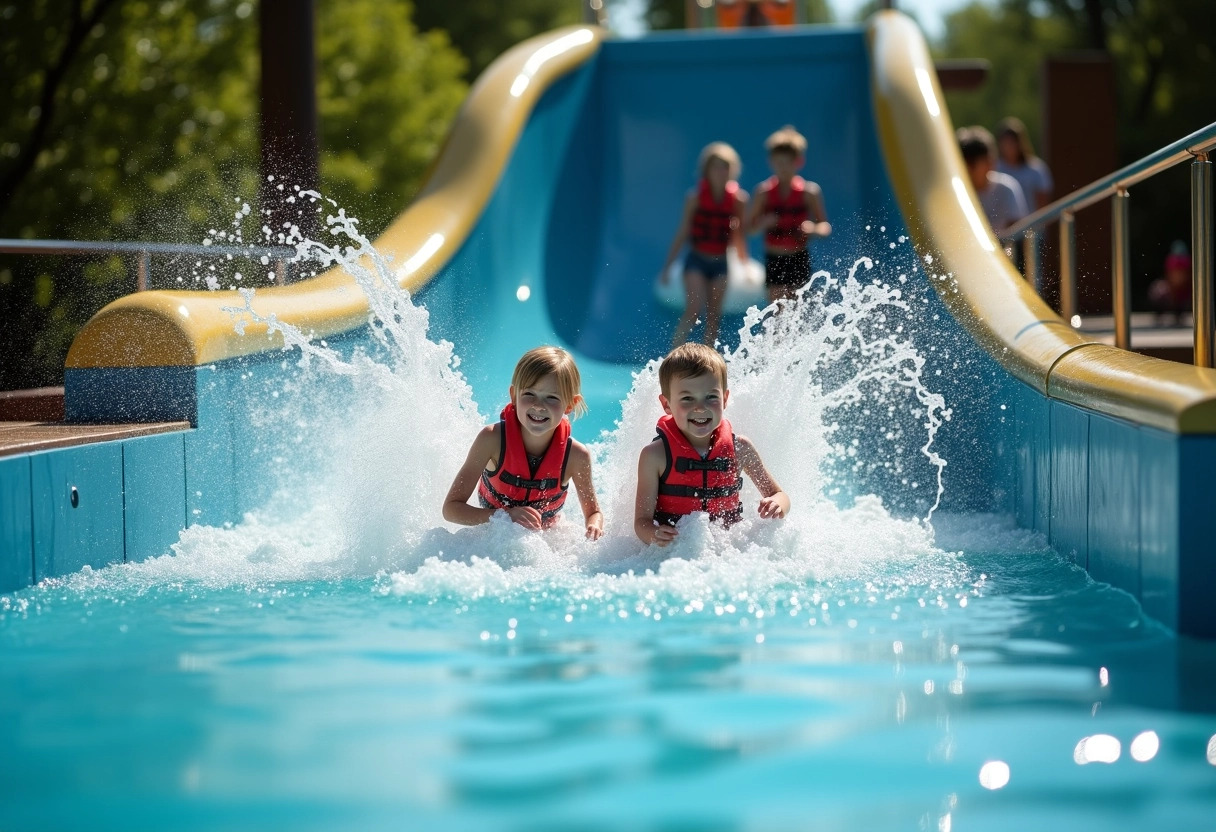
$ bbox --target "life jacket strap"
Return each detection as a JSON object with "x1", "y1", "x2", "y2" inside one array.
[
  {"x1": 480, "y1": 472, "x2": 566, "y2": 509},
  {"x1": 497, "y1": 471, "x2": 561, "y2": 491},
  {"x1": 657, "y1": 477, "x2": 742, "y2": 500},
  {"x1": 674, "y1": 456, "x2": 734, "y2": 473}
]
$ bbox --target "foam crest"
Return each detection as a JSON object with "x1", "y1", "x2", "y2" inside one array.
[{"x1": 17, "y1": 197, "x2": 962, "y2": 604}]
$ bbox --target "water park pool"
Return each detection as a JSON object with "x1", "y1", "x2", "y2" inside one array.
[
  {"x1": 5, "y1": 13, "x2": 1216, "y2": 832},
  {"x1": 3, "y1": 513, "x2": 1215, "y2": 830}
]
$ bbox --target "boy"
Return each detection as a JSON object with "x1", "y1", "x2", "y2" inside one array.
[
  {"x1": 634, "y1": 343, "x2": 790, "y2": 546},
  {"x1": 957, "y1": 126, "x2": 1028, "y2": 236},
  {"x1": 747, "y1": 125, "x2": 832, "y2": 305}
]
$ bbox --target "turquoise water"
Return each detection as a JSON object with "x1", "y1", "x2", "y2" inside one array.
[
  {"x1": 2, "y1": 513, "x2": 1214, "y2": 831},
  {"x1": 5, "y1": 218, "x2": 1214, "y2": 830}
]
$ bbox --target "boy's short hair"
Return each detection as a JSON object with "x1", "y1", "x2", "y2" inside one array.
[
  {"x1": 957, "y1": 126, "x2": 996, "y2": 165},
  {"x1": 659, "y1": 343, "x2": 728, "y2": 398},
  {"x1": 512, "y1": 346, "x2": 587, "y2": 417},
  {"x1": 764, "y1": 125, "x2": 807, "y2": 157},
  {"x1": 698, "y1": 141, "x2": 742, "y2": 180}
]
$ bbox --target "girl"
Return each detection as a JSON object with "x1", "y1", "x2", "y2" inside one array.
[
  {"x1": 659, "y1": 142, "x2": 749, "y2": 348},
  {"x1": 443, "y1": 346, "x2": 603, "y2": 539}
]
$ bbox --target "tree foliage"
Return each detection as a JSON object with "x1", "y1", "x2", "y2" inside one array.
[
  {"x1": 410, "y1": 0, "x2": 579, "y2": 80},
  {"x1": 0, "y1": 0, "x2": 467, "y2": 390}
]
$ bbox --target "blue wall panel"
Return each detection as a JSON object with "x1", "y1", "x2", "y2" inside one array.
[
  {"x1": 31, "y1": 444, "x2": 124, "y2": 580},
  {"x1": 1177, "y1": 436, "x2": 1216, "y2": 638},
  {"x1": 123, "y1": 432, "x2": 187, "y2": 563},
  {"x1": 186, "y1": 367, "x2": 237, "y2": 527},
  {"x1": 1087, "y1": 413, "x2": 1140, "y2": 595},
  {"x1": 1138, "y1": 427, "x2": 1179, "y2": 630},
  {"x1": 0, "y1": 456, "x2": 33, "y2": 593},
  {"x1": 1049, "y1": 401, "x2": 1088, "y2": 564}
]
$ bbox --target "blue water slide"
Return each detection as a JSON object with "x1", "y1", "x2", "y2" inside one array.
[{"x1": 420, "y1": 27, "x2": 892, "y2": 435}]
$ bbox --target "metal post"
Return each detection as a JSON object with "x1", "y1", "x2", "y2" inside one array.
[
  {"x1": 1022, "y1": 229, "x2": 1038, "y2": 293},
  {"x1": 1060, "y1": 212, "x2": 1077, "y2": 323},
  {"x1": 136, "y1": 250, "x2": 150, "y2": 292},
  {"x1": 273, "y1": 258, "x2": 289, "y2": 286},
  {"x1": 1193, "y1": 155, "x2": 1214, "y2": 367},
  {"x1": 1112, "y1": 189, "x2": 1132, "y2": 350}
]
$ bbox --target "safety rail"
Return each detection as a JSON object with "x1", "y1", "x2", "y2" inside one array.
[
  {"x1": 0, "y1": 238, "x2": 297, "y2": 291},
  {"x1": 1005, "y1": 121, "x2": 1216, "y2": 367}
]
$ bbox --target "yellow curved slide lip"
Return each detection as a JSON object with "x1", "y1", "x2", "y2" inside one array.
[
  {"x1": 66, "y1": 25, "x2": 604, "y2": 370},
  {"x1": 867, "y1": 10, "x2": 1216, "y2": 434}
]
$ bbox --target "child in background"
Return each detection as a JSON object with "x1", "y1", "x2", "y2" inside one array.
[
  {"x1": 634, "y1": 343, "x2": 789, "y2": 546},
  {"x1": 958, "y1": 126, "x2": 1028, "y2": 236},
  {"x1": 659, "y1": 142, "x2": 750, "y2": 348},
  {"x1": 747, "y1": 126, "x2": 831, "y2": 305},
  {"x1": 444, "y1": 346, "x2": 603, "y2": 539},
  {"x1": 996, "y1": 117, "x2": 1054, "y2": 213}
]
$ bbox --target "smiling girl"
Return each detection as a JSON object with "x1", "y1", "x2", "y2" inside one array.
[{"x1": 443, "y1": 347, "x2": 603, "y2": 539}]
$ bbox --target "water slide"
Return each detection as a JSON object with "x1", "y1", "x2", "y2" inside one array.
[{"x1": 56, "y1": 12, "x2": 1216, "y2": 635}]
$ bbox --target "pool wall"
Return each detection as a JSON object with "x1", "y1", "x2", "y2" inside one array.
[{"x1": 3, "y1": 16, "x2": 1215, "y2": 636}]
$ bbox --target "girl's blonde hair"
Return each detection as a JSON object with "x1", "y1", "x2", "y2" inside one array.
[
  {"x1": 512, "y1": 346, "x2": 588, "y2": 418},
  {"x1": 698, "y1": 141, "x2": 742, "y2": 181},
  {"x1": 764, "y1": 125, "x2": 807, "y2": 157}
]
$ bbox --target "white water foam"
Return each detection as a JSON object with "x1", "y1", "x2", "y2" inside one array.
[{"x1": 22, "y1": 196, "x2": 974, "y2": 606}]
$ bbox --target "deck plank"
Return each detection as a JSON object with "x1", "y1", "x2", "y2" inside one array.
[{"x1": 0, "y1": 422, "x2": 191, "y2": 457}]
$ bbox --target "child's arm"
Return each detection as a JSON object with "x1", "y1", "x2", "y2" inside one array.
[
  {"x1": 659, "y1": 193, "x2": 697, "y2": 283},
  {"x1": 442, "y1": 426, "x2": 544, "y2": 529},
  {"x1": 565, "y1": 440, "x2": 604, "y2": 541},
  {"x1": 735, "y1": 435, "x2": 791, "y2": 519},
  {"x1": 801, "y1": 182, "x2": 832, "y2": 238},
  {"x1": 731, "y1": 190, "x2": 750, "y2": 262},
  {"x1": 634, "y1": 441, "x2": 679, "y2": 546}
]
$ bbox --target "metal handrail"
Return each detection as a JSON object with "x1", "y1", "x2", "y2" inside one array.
[
  {"x1": 0, "y1": 238, "x2": 297, "y2": 290},
  {"x1": 1001, "y1": 121, "x2": 1216, "y2": 366}
]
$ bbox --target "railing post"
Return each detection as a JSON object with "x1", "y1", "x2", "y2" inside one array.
[
  {"x1": 1112, "y1": 189, "x2": 1132, "y2": 350},
  {"x1": 136, "y1": 250, "x2": 150, "y2": 292},
  {"x1": 1060, "y1": 212, "x2": 1077, "y2": 323},
  {"x1": 273, "y1": 257, "x2": 289, "y2": 286},
  {"x1": 1021, "y1": 229, "x2": 1038, "y2": 293},
  {"x1": 1193, "y1": 154, "x2": 1214, "y2": 367}
]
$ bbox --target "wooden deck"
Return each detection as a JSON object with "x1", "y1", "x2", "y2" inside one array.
[{"x1": 0, "y1": 421, "x2": 191, "y2": 458}]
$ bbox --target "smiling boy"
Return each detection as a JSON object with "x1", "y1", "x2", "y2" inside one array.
[{"x1": 634, "y1": 343, "x2": 790, "y2": 546}]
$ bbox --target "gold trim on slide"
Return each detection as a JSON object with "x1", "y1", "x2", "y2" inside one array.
[
  {"x1": 66, "y1": 26, "x2": 604, "y2": 370},
  {"x1": 867, "y1": 10, "x2": 1216, "y2": 434}
]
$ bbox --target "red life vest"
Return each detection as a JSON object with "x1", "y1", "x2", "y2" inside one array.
[
  {"x1": 653, "y1": 415, "x2": 743, "y2": 527},
  {"x1": 689, "y1": 179, "x2": 739, "y2": 256},
  {"x1": 761, "y1": 175, "x2": 809, "y2": 250},
  {"x1": 478, "y1": 403, "x2": 571, "y2": 527}
]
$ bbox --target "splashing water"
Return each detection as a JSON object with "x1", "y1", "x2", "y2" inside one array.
[{"x1": 44, "y1": 196, "x2": 964, "y2": 612}]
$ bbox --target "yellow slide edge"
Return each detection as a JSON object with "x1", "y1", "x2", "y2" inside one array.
[{"x1": 866, "y1": 10, "x2": 1216, "y2": 434}]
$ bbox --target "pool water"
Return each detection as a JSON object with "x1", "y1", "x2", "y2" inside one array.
[
  {"x1": 4, "y1": 222, "x2": 1213, "y2": 830},
  {"x1": 2, "y1": 513, "x2": 1214, "y2": 831}
]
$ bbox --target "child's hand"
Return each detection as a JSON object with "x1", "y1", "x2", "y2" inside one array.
[
  {"x1": 585, "y1": 511, "x2": 603, "y2": 541},
  {"x1": 758, "y1": 491, "x2": 789, "y2": 519},
  {"x1": 652, "y1": 522, "x2": 679, "y2": 547},
  {"x1": 801, "y1": 220, "x2": 831, "y2": 238},
  {"x1": 506, "y1": 506, "x2": 544, "y2": 530}
]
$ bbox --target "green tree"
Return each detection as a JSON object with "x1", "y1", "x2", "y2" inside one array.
[
  {"x1": 0, "y1": 0, "x2": 467, "y2": 390},
  {"x1": 410, "y1": 0, "x2": 579, "y2": 80}
]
